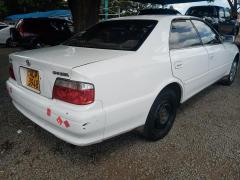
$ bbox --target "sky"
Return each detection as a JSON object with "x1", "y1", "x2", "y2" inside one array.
[{"x1": 171, "y1": 0, "x2": 231, "y2": 14}]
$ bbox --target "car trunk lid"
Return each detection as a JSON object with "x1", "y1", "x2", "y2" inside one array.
[{"x1": 10, "y1": 45, "x2": 133, "y2": 99}]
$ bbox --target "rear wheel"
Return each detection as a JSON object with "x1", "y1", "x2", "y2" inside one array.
[
  {"x1": 144, "y1": 88, "x2": 178, "y2": 141},
  {"x1": 221, "y1": 59, "x2": 238, "y2": 86},
  {"x1": 6, "y1": 38, "x2": 14, "y2": 47},
  {"x1": 32, "y1": 40, "x2": 44, "y2": 49}
]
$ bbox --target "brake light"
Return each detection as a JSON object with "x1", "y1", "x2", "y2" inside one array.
[
  {"x1": 9, "y1": 64, "x2": 16, "y2": 80},
  {"x1": 53, "y1": 78, "x2": 95, "y2": 105}
]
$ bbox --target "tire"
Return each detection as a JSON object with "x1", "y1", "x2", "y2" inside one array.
[
  {"x1": 235, "y1": 26, "x2": 239, "y2": 36},
  {"x1": 143, "y1": 88, "x2": 178, "y2": 141},
  {"x1": 32, "y1": 40, "x2": 44, "y2": 49},
  {"x1": 221, "y1": 59, "x2": 238, "y2": 86},
  {"x1": 6, "y1": 38, "x2": 13, "y2": 47}
]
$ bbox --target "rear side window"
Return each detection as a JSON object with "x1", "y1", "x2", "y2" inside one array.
[
  {"x1": 219, "y1": 8, "x2": 225, "y2": 18},
  {"x1": 63, "y1": 20, "x2": 157, "y2": 51},
  {"x1": 169, "y1": 20, "x2": 201, "y2": 50},
  {"x1": 225, "y1": 8, "x2": 230, "y2": 18}
]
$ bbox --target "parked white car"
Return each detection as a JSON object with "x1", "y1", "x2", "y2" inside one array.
[
  {"x1": 0, "y1": 24, "x2": 13, "y2": 45},
  {"x1": 6, "y1": 15, "x2": 239, "y2": 146}
]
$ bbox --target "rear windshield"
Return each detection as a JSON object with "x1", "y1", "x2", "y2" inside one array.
[
  {"x1": 186, "y1": 7, "x2": 217, "y2": 17},
  {"x1": 63, "y1": 20, "x2": 157, "y2": 51}
]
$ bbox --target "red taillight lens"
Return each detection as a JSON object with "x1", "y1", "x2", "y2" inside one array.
[
  {"x1": 53, "y1": 78, "x2": 95, "y2": 105},
  {"x1": 9, "y1": 64, "x2": 16, "y2": 80}
]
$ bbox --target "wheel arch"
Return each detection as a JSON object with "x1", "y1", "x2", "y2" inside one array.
[
  {"x1": 153, "y1": 80, "x2": 184, "y2": 107},
  {"x1": 161, "y1": 82, "x2": 183, "y2": 106},
  {"x1": 234, "y1": 53, "x2": 239, "y2": 64}
]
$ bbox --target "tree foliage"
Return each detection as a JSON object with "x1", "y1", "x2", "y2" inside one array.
[{"x1": 107, "y1": 0, "x2": 150, "y2": 16}]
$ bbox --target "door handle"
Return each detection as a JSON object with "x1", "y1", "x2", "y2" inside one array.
[{"x1": 174, "y1": 61, "x2": 183, "y2": 69}]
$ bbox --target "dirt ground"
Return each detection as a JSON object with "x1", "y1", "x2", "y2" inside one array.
[{"x1": 0, "y1": 47, "x2": 240, "y2": 179}]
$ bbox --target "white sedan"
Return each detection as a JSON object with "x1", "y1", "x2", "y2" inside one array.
[
  {"x1": 0, "y1": 24, "x2": 13, "y2": 45},
  {"x1": 6, "y1": 15, "x2": 239, "y2": 146}
]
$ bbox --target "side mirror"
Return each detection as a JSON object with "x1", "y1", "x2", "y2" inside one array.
[{"x1": 221, "y1": 35, "x2": 235, "y2": 43}]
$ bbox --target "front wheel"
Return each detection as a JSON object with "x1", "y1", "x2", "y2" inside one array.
[
  {"x1": 221, "y1": 59, "x2": 238, "y2": 86},
  {"x1": 143, "y1": 88, "x2": 178, "y2": 141}
]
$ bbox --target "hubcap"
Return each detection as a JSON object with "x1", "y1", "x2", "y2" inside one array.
[
  {"x1": 230, "y1": 62, "x2": 237, "y2": 81},
  {"x1": 155, "y1": 102, "x2": 171, "y2": 128},
  {"x1": 36, "y1": 43, "x2": 41, "y2": 48}
]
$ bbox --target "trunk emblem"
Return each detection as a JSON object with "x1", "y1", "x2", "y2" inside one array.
[
  {"x1": 52, "y1": 71, "x2": 69, "y2": 77},
  {"x1": 26, "y1": 60, "x2": 31, "y2": 67}
]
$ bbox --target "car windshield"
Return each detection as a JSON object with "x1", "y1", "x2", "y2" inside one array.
[
  {"x1": 186, "y1": 7, "x2": 217, "y2": 17},
  {"x1": 63, "y1": 20, "x2": 157, "y2": 51}
]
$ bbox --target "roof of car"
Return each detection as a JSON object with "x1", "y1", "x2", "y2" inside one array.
[
  {"x1": 110, "y1": 15, "x2": 195, "y2": 21},
  {"x1": 139, "y1": 8, "x2": 181, "y2": 15},
  {"x1": 21, "y1": 17, "x2": 69, "y2": 22},
  {"x1": 187, "y1": 5, "x2": 223, "y2": 9}
]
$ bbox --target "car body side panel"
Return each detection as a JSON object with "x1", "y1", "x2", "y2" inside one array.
[
  {"x1": 0, "y1": 26, "x2": 12, "y2": 44},
  {"x1": 204, "y1": 44, "x2": 230, "y2": 83},
  {"x1": 170, "y1": 46, "x2": 210, "y2": 101},
  {"x1": 222, "y1": 42, "x2": 239, "y2": 75}
]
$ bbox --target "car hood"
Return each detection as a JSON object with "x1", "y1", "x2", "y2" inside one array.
[{"x1": 11, "y1": 45, "x2": 134, "y2": 69}]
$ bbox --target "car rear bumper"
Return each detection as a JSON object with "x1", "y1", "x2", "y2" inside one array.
[{"x1": 6, "y1": 79, "x2": 106, "y2": 146}]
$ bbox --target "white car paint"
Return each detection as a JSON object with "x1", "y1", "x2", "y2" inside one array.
[
  {"x1": 0, "y1": 25, "x2": 13, "y2": 44},
  {"x1": 6, "y1": 15, "x2": 239, "y2": 146}
]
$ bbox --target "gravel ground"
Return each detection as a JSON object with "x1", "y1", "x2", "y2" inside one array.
[{"x1": 0, "y1": 47, "x2": 240, "y2": 180}]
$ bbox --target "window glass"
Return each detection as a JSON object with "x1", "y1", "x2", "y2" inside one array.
[
  {"x1": 219, "y1": 8, "x2": 225, "y2": 18},
  {"x1": 169, "y1": 20, "x2": 201, "y2": 49},
  {"x1": 63, "y1": 20, "x2": 157, "y2": 51},
  {"x1": 192, "y1": 20, "x2": 220, "y2": 45},
  {"x1": 186, "y1": 7, "x2": 217, "y2": 17},
  {"x1": 225, "y1": 8, "x2": 231, "y2": 18}
]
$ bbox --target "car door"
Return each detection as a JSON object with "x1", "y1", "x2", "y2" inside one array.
[
  {"x1": 169, "y1": 19, "x2": 209, "y2": 99},
  {"x1": 218, "y1": 7, "x2": 235, "y2": 35},
  {"x1": 192, "y1": 19, "x2": 228, "y2": 82}
]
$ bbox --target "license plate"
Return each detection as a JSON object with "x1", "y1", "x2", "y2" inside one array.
[{"x1": 26, "y1": 69, "x2": 40, "y2": 91}]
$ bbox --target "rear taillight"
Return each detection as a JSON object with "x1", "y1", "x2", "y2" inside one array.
[
  {"x1": 53, "y1": 78, "x2": 95, "y2": 105},
  {"x1": 9, "y1": 64, "x2": 16, "y2": 80}
]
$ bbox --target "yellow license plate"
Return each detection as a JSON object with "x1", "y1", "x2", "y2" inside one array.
[{"x1": 26, "y1": 69, "x2": 40, "y2": 91}]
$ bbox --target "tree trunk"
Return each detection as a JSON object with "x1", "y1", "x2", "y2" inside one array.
[
  {"x1": 227, "y1": 0, "x2": 237, "y2": 19},
  {"x1": 68, "y1": 0, "x2": 100, "y2": 33}
]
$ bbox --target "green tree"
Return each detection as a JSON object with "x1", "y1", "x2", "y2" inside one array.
[{"x1": 106, "y1": 0, "x2": 150, "y2": 17}]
